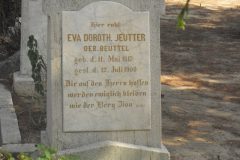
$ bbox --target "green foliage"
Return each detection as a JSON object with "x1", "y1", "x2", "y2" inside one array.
[
  {"x1": 0, "y1": 150, "x2": 31, "y2": 160},
  {"x1": 177, "y1": 0, "x2": 190, "y2": 30},
  {"x1": 36, "y1": 144, "x2": 56, "y2": 160},
  {"x1": 36, "y1": 144, "x2": 78, "y2": 160},
  {"x1": 27, "y1": 35, "x2": 47, "y2": 96},
  {"x1": 0, "y1": 144, "x2": 79, "y2": 160},
  {"x1": 0, "y1": 0, "x2": 21, "y2": 34},
  {"x1": 0, "y1": 150, "x2": 14, "y2": 160},
  {"x1": 17, "y1": 153, "x2": 32, "y2": 160}
]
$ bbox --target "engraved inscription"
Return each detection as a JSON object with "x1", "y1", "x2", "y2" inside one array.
[{"x1": 62, "y1": 2, "x2": 150, "y2": 131}]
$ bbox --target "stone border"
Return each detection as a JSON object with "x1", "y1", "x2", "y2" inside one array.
[
  {"x1": 0, "y1": 83, "x2": 21, "y2": 145},
  {"x1": 0, "y1": 144, "x2": 36, "y2": 153}
]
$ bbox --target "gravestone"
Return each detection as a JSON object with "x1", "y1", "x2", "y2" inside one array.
[
  {"x1": 13, "y1": 0, "x2": 47, "y2": 96},
  {"x1": 43, "y1": 1, "x2": 169, "y2": 159}
]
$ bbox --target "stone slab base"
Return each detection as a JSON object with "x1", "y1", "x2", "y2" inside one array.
[
  {"x1": 0, "y1": 108, "x2": 21, "y2": 144},
  {"x1": 0, "y1": 144, "x2": 36, "y2": 153},
  {"x1": 13, "y1": 71, "x2": 35, "y2": 96},
  {"x1": 59, "y1": 141, "x2": 170, "y2": 160}
]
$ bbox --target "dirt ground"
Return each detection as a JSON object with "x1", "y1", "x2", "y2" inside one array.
[{"x1": 161, "y1": 1, "x2": 240, "y2": 160}]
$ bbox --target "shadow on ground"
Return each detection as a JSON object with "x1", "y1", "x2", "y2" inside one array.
[{"x1": 161, "y1": 3, "x2": 240, "y2": 160}]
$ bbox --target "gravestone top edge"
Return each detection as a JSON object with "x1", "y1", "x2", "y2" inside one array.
[
  {"x1": 43, "y1": 0, "x2": 154, "y2": 15},
  {"x1": 62, "y1": 1, "x2": 148, "y2": 14}
]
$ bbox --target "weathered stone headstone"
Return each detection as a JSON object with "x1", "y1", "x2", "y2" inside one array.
[
  {"x1": 13, "y1": 0, "x2": 47, "y2": 96},
  {"x1": 43, "y1": 1, "x2": 169, "y2": 159}
]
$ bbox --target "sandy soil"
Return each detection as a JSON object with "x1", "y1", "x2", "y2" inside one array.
[{"x1": 161, "y1": 1, "x2": 240, "y2": 160}]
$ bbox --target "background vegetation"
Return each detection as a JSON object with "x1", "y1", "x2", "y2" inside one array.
[{"x1": 0, "y1": 0, "x2": 21, "y2": 35}]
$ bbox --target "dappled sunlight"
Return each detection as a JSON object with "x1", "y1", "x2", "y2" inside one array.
[
  {"x1": 193, "y1": 137, "x2": 212, "y2": 143},
  {"x1": 161, "y1": 1, "x2": 240, "y2": 158},
  {"x1": 188, "y1": 129, "x2": 207, "y2": 136},
  {"x1": 199, "y1": 75, "x2": 240, "y2": 84},
  {"x1": 186, "y1": 121, "x2": 213, "y2": 143},
  {"x1": 164, "y1": 137, "x2": 189, "y2": 146},
  {"x1": 166, "y1": 0, "x2": 240, "y2": 10},
  {"x1": 186, "y1": 129, "x2": 213, "y2": 143},
  {"x1": 206, "y1": 109, "x2": 233, "y2": 118},
  {"x1": 171, "y1": 106, "x2": 186, "y2": 114},
  {"x1": 190, "y1": 23, "x2": 217, "y2": 29},
  {"x1": 162, "y1": 73, "x2": 240, "y2": 88},
  {"x1": 161, "y1": 74, "x2": 240, "y2": 103},
  {"x1": 198, "y1": 77, "x2": 227, "y2": 84},
  {"x1": 223, "y1": 95, "x2": 240, "y2": 102},
  {"x1": 164, "y1": 120, "x2": 214, "y2": 146},
  {"x1": 161, "y1": 74, "x2": 216, "y2": 91},
  {"x1": 188, "y1": 120, "x2": 211, "y2": 128},
  {"x1": 161, "y1": 75, "x2": 201, "y2": 90},
  {"x1": 163, "y1": 1, "x2": 240, "y2": 39},
  {"x1": 164, "y1": 131, "x2": 213, "y2": 146}
]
